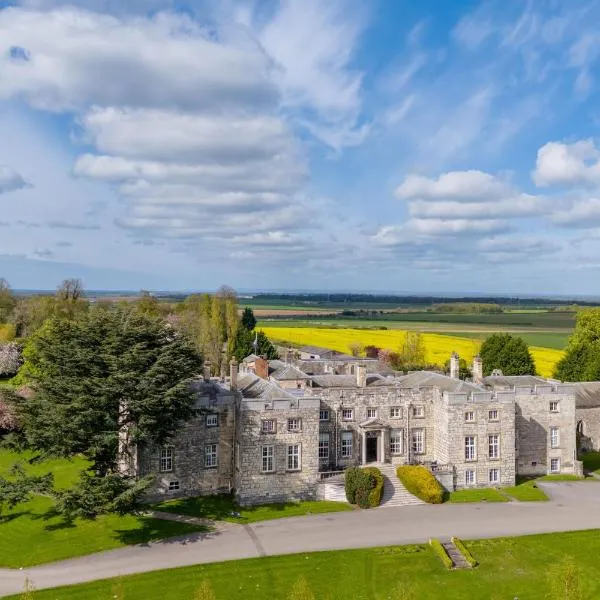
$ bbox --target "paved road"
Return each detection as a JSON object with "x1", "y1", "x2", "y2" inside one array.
[{"x1": 2, "y1": 482, "x2": 600, "y2": 598}]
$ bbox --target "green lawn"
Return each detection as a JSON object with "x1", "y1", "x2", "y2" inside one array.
[
  {"x1": 154, "y1": 494, "x2": 353, "y2": 524},
  {"x1": 12, "y1": 530, "x2": 600, "y2": 600},
  {"x1": 447, "y1": 488, "x2": 508, "y2": 503},
  {"x1": 0, "y1": 450, "x2": 205, "y2": 568},
  {"x1": 582, "y1": 451, "x2": 600, "y2": 474},
  {"x1": 503, "y1": 479, "x2": 549, "y2": 501}
]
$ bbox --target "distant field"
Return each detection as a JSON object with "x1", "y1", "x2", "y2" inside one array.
[
  {"x1": 435, "y1": 331, "x2": 570, "y2": 350},
  {"x1": 260, "y1": 327, "x2": 564, "y2": 378}
]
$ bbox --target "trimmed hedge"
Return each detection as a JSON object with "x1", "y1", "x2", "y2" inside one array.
[
  {"x1": 429, "y1": 538, "x2": 453, "y2": 569},
  {"x1": 451, "y1": 537, "x2": 478, "y2": 567},
  {"x1": 344, "y1": 466, "x2": 384, "y2": 508},
  {"x1": 396, "y1": 465, "x2": 444, "y2": 504}
]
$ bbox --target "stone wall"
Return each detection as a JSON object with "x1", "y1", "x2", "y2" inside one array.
[{"x1": 576, "y1": 406, "x2": 600, "y2": 452}]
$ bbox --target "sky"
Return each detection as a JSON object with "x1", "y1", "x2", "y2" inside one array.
[{"x1": 2, "y1": 0, "x2": 600, "y2": 294}]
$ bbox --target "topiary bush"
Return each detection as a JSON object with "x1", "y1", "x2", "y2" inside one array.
[
  {"x1": 345, "y1": 466, "x2": 384, "y2": 508},
  {"x1": 363, "y1": 466, "x2": 384, "y2": 508},
  {"x1": 397, "y1": 465, "x2": 444, "y2": 504}
]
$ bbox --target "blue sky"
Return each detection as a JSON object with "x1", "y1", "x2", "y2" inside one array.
[{"x1": 2, "y1": 0, "x2": 600, "y2": 294}]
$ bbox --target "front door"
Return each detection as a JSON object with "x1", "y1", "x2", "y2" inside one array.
[{"x1": 366, "y1": 435, "x2": 378, "y2": 463}]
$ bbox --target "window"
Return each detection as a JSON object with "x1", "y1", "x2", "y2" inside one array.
[
  {"x1": 550, "y1": 401, "x2": 559, "y2": 413},
  {"x1": 288, "y1": 418, "x2": 301, "y2": 432},
  {"x1": 168, "y1": 481, "x2": 180, "y2": 491},
  {"x1": 261, "y1": 446, "x2": 274, "y2": 473},
  {"x1": 206, "y1": 414, "x2": 218, "y2": 427},
  {"x1": 287, "y1": 444, "x2": 301, "y2": 471},
  {"x1": 488, "y1": 409, "x2": 499, "y2": 421},
  {"x1": 465, "y1": 470, "x2": 476, "y2": 486},
  {"x1": 489, "y1": 468, "x2": 499, "y2": 484},
  {"x1": 341, "y1": 431, "x2": 353, "y2": 458},
  {"x1": 367, "y1": 408, "x2": 377, "y2": 419},
  {"x1": 465, "y1": 436, "x2": 476, "y2": 461},
  {"x1": 488, "y1": 434, "x2": 500, "y2": 459},
  {"x1": 464, "y1": 411, "x2": 474, "y2": 422},
  {"x1": 261, "y1": 419, "x2": 276, "y2": 433},
  {"x1": 412, "y1": 405, "x2": 425, "y2": 418},
  {"x1": 411, "y1": 429, "x2": 424, "y2": 454},
  {"x1": 205, "y1": 444, "x2": 218, "y2": 468},
  {"x1": 319, "y1": 409, "x2": 329, "y2": 421},
  {"x1": 551, "y1": 427, "x2": 560, "y2": 449},
  {"x1": 319, "y1": 433, "x2": 330, "y2": 459},
  {"x1": 390, "y1": 429, "x2": 403, "y2": 455},
  {"x1": 390, "y1": 406, "x2": 403, "y2": 419},
  {"x1": 550, "y1": 458, "x2": 560, "y2": 473},
  {"x1": 159, "y1": 447, "x2": 173, "y2": 472},
  {"x1": 342, "y1": 408, "x2": 354, "y2": 421}
]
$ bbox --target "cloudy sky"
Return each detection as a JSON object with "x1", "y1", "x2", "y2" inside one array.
[{"x1": 2, "y1": 0, "x2": 600, "y2": 294}]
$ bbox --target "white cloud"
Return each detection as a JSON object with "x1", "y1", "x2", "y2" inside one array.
[
  {"x1": 533, "y1": 139, "x2": 600, "y2": 187},
  {"x1": 552, "y1": 197, "x2": 600, "y2": 228},
  {"x1": 409, "y1": 196, "x2": 546, "y2": 219},
  {"x1": 0, "y1": 165, "x2": 30, "y2": 194}
]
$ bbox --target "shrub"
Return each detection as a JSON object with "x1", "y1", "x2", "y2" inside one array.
[
  {"x1": 397, "y1": 465, "x2": 443, "y2": 504},
  {"x1": 363, "y1": 466, "x2": 384, "y2": 508},
  {"x1": 344, "y1": 467, "x2": 360, "y2": 504},
  {"x1": 344, "y1": 466, "x2": 384, "y2": 508},
  {"x1": 451, "y1": 537, "x2": 478, "y2": 567},
  {"x1": 429, "y1": 538, "x2": 453, "y2": 569}
]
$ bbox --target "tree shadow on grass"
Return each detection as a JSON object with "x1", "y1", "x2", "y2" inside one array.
[{"x1": 0, "y1": 510, "x2": 33, "y2": 525}]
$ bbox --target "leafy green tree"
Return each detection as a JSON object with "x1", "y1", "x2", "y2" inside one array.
[
  {"x1": 0, "y1": 464, "x2": 53, "y2": 516},
  {"x1": 135, "y1": 290, "x2": 162, "y2": 317},
  {"x1": 11, "y1": 295, "x2": 57, "y2": 338},
  {"x1": 0, "y1": 278, "x2": 16, "y2": 323},
  {"x1": 555, "y1": 309, "x2": 600, "y2": 381},
  {"x1": 240, "y1": 307, "x2": 257, "y2": 331},
  {"x1": 399, "y1": 332, "x2": 426, "y2": 365},
  {"x1": 15, "y1": 307, "x2": 201, "y2": 514},
  {"x1": 479, "y1": 333, "x2": 536, "y2": 376},
  {"x1": 232, "y1": 328, "x2": 278, "y2": 362}
]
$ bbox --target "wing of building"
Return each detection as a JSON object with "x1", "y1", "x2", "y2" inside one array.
[{"x1": 122, "y1": 350, "x2": 597, "y2": 506}]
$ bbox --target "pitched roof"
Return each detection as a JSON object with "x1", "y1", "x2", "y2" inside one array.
[
  {"x1": 242, "y1": 354, "x2": 259, "y2": 363},
  {"x1": 573, "y1": 382, "x2": 600, "y2": 409},
  {"x1": 268, "y1": 360, "x2": 309, "y2": 380},
  {"x1": 237, "y1": 373, "x2": 297, "y2": 401},
  {"x1": 395, "y1": 371, "x2": 482, "y2": 394},
  {"x1": 482, "y1": 375, "x2": 549, "y2": 389},
  {"x1": 309, "y1": 373, "x2": 387, "y2": 388}
]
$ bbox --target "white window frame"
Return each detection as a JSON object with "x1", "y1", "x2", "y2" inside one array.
[
  {"x1": 341, "y1": 431, "x2": 353, "y2": 458},
  {"x1": 342, "y1": 408, "x2": 354, "y2": 421},
  {"x1": 412, "y1": 405, "x2": 425, "y2": 418},
  {"x1": 318, "y1": 432, "x2": 330, "y2": 460},
  {"x1": 160, "y1": 447, "x2": 173, "y2": 472},
  {"x1": 319, "y1": 409, "x2": 329, "y2": 421},
  {"x1": 489, "y1": 468, "x2": 500, "y2": 485},
  {"x1": 464, "y1": 411, "x2": 474, "y2": 422},
  {"x1": 261, "y1": 445, "x2": 274, "y2": 473},
  {"x1": 390, "y1": 429, "x2": 403, "y2": 455},
  {"x1": 390, "y1": 406, "x2": 403, "y2": 419},
  {"x1": 287, "y1": 444, "x2": 301, "y2": 471},
  {"x1": 550, "y1": 457, "x2": 560, "y2": 473},
  {"x1": 367, "y1": 407, "x2": 377, "y2": 419},
  {"x1": 205, "y1": 443, "x2": 218, "y2": 468},
  {"x1": 412, "y1": 429, "x2": 424, "y2": 454},
  {"x1": 287, "y1": 418, "x2": 301, "y2": 432},
  {"x1": 488, "y1": 409, "x2": 499, "y2": 421},
  {"x1": 206, "y1": 414, "x2": 218, "y2": 428},
  {"x1": 168, "y1": 480, "x2": 180, "y2": 491},
  {"x1": 261, "y1": 419, "x2": 276, "y2": 433},
  {"x1": 488, "y1": 434, "x2": 500, "y2": 459},
  {"x1": 550, "y1": 401, "x2": 559, "y2": 413},
  {"x1": 465, "y1": 436, "x2": 476, "y2": 461},
  {"x1": 550, "y1": 427, "x2": 560, "y2": 449},
  {"x1": 465, "y1": 469, "x2": 476, "y2": 486}
]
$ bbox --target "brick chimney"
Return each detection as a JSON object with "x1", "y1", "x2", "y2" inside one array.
[
  {"x1": 450, "y1": 352, "x2": 460, "y2": 379},
  {"x1": 472, "y1": 355, "x2": 483, "y2": 384},
  {"x1": 356, "y1": 364, "x2": 367, "y2": 388},
  {"x1": 230, "y1": 358, "x2": 238, "y2": 391},
  {"x1": 255, "y1": 356, "x2": 269, "y2": 380}
]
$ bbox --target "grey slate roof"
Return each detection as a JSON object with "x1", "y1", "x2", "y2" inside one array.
[
  {"x1": 573, "y1": 382, "x2": 600, "y2": 409},
  {"x1": 237, "y1": 373, "x2": 297, "y2": 401},
  {"x1": 242, "y1": 354, "x2": 259, "y2": 363},
  {"x1": 268, "y1": 360, "x2": 309, "y2": 381},
  {"x1": 395, "y1": 371, "x2": 483, "y2": 394},
  {"x1": 482, "y1": 375, "x2": 549, "y2": 389},
  {"x1": 309, "y1": 373, "x2": 387, "y2": 388}
]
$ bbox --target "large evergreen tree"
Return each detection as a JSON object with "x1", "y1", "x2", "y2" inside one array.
[
  {"x1": 232, "y1": 329, "x2": 278, "y2": 362},
  {"x1": 554, "y1": 309, "x2": 600, "y2": 381},
  {"x1": 240, "y1": 307, "x2": 257, "y2": 331},
  {"x1": 480, "y1": 333, "x2": 536, "y2": 376}
]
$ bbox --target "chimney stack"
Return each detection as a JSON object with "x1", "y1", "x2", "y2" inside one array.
[
  {"x1": 203, "y1": 362, "x2": 211, "y2": 382},
  {"x1": 450, "y1": 352, "x2": 460, "y2": 380},
  {"x1": 230, "y1": 358, "x2": 238, "y2": 391},
  {"x1": 472, "y1": 355, "x2": 483, "y2": 384},
  {"x1": 255, "y1": 356, "x2": 269, "y2": 380},
  {"x1": 356, "y1": 364, "x2": 367, "y2": 388}
]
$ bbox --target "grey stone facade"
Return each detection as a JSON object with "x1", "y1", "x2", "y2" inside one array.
[{"x1": 130, "y1": 353, "x2": 595, "y2": 506}]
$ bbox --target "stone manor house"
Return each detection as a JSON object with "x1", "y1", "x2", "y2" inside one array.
[{"x1": 123, "y1": 349, "x2": 600, "y2": 506}]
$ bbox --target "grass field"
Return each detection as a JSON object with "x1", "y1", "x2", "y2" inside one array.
[
  {"x1": 13, "y1": 530, "x2": 600, "y2": 600},
  {"x1": 154, "y1": 495, "x2": 353, "y2": 524},
  {"x1": 261, "y1": 327, "x2": 564, "y2": 378},
  {"x1": 447, "y1": 488, "x2": 508, "y2": 503},
  {"x1": 0, "y1": 450, "x2": 205, "y2": 568}
]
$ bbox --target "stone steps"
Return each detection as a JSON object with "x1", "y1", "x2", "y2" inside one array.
[
  {"x1": 316, "y1": 476, "x2": 348, "y2": 503},
  {"x1": 442, "y1": 540, "x2": 471, "y2": 569},
  {"x1": 377, "y1": 464, "x2": 425, "y2": 508}
]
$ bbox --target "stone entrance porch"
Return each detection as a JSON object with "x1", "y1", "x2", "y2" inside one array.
[{"x1": 360, "y1": 418, "x2": 389, "y2": 465}]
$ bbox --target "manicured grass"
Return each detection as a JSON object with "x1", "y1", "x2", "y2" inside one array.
[
  {"x1": 13, "y1": 530, "x2": 600, "y2": 599},
  {"x1": 538, "y1": 474, "x2": 586, "y2": 481},
  {"x1": 0, "y1": 450, "x2": 206, "y2": 568},
  {"x1": 582, "y1": 451, "x2": 600, "y2": 474},
  {"x1": 503, "y1": 480, "x2": 549, "y2": 502},
  {"x1": 447, "y1": 488, "x2": 508, "y2": 503},
  {"x1": 154, "y1": 494, "x2": 353, "y2": 524}
]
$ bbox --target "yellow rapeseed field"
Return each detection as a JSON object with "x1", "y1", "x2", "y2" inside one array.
[{"x1": 260, "y1": 327, "x2": 564, "y2": 378}]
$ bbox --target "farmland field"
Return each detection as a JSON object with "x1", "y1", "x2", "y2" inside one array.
[{"x1": 260, "y1": 327, "x2": 564, "y2": 378}]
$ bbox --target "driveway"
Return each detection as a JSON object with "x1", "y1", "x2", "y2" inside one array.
[{"x1": 2, "y1": 482, "x2": 600, "y2": 598}]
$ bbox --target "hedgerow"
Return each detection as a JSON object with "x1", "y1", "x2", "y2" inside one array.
[
  {"x1": 451, "y1": 537, "x2": 478, "y2": 567},
  {"x1": 396, "y1": 465, "x2": 443, "y2": 504},
  {"x1": 429, "y1": 538, "x2": 453, "y2": 569}
]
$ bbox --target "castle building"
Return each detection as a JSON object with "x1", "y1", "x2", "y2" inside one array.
[{"x1": 125, "y1": 350, "x2": 596, "y2": 506}]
